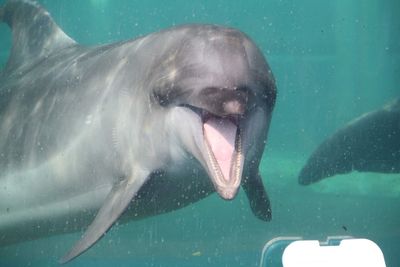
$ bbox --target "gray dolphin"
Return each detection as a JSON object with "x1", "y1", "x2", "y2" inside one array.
[
  {"x1": 0, "y1": 0, "x2": 277, "y2": 263},
  {"x1": 299, "y1": 98, "x2": 400, "y2": 185}
]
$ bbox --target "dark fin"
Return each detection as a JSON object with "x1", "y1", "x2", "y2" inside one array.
[
  {"x1": 1, "y1": 0, "x2": 76, "y2": 71},
  {"x1": 298, "y1": 134, "x2": 353, "y2": 185},
  {"x1": 59, "y1": 172, "x2": 150, "y2": 264},
  {"x1": 242, "y1": 173, "x2": 272, "y2": 221}
]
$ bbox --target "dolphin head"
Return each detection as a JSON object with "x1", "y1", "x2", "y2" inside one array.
[{"x1": 150, "y1": 25, "x2": 276, "y2": 200}]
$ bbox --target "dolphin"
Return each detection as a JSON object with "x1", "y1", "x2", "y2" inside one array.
[
  {"x1": 0, "y1": 0, "x2": 277, "y2": 263},
  {"x1": 299, "y1": 98, "x2": 400, "y2": 185}
]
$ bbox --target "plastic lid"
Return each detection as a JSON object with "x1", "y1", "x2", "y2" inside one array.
[{"x1": 282, "y1": 238, "x2": 386, "y2": 267}]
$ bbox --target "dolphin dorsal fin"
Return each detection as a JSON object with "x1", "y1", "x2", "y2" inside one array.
[{"x1": 0, "y1": 0, "x2": 77, "y2": 72}]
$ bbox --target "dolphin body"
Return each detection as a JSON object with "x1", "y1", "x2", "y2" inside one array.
[
  {"x1": 299, "y1": 98, "x2": 400, "y2": 185},
  {"x1": 0, "y1": 0, "x2": 277, "y2": 263}
]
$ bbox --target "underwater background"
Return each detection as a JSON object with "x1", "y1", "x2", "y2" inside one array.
[{"x1": 0, "y1": 0, "x2": 399, "y2": 266}]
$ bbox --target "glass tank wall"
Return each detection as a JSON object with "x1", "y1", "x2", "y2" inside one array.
[{"x1": 0, "y1": 0, "x2": 399, "y2": 266}]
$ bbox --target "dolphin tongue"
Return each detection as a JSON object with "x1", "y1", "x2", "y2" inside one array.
[{"x1": 203, "y1": 117, "x2": 237, "y2": 182}]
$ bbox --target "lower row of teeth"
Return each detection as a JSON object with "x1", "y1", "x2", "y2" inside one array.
[
  {"x1": 233, "y1": 129, "x2": 243, "y2": 183},
  {"x1": 205, "y1": 140, "x2": 223, "y2": 179}
]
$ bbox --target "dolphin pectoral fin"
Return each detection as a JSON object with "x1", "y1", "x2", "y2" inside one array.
[
  {"x1": 59, "y1": 172, "x2": 149, "y2": 264},
  {"x1": 242, "y1": 173, "x2": 271, "y2": 221}
]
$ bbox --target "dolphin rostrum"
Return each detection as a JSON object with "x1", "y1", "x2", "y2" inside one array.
[
  {"x1": 0, "y1": 0, "x2": 277, "y2": 263},
  {"x1": 299, "y1": 98, "x2": 400, "y2": 185}
]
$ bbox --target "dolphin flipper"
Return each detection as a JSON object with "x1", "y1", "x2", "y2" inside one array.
[
  {"x1": 60, "y1": 171, "x2": 150, "y2": 264},
  {"x1": 242, "y1": 173, "x2": 272, "y2": 221}
]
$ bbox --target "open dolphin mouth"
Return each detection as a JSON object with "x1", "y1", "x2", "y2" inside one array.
[{"x1": 202, "y1": 111, "x2": 243, "y2": 199}]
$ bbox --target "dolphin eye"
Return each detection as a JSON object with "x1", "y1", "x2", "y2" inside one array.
[{"x1": 152, "y1": 91, "x2": 169, "y2": 107}]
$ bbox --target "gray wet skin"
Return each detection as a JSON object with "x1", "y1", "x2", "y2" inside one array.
[
  {"x1": 0, "y1": 0, "x2": 277, "y2": 263},
  {"x1": 299, "y1": 98, "x2": 400, "y2": 185}
]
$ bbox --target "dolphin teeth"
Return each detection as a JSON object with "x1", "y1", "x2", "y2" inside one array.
[
  {"x1": 203, "y1": 115, "x2": 243, "y2": 197},
  {"x1": 233, "y1": 126, "x2": 243, "y2": 183}
]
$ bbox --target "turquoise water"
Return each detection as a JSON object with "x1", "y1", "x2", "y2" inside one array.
[{"x1": 0, "y1": 0, "x2": 399, "y2": 266}]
